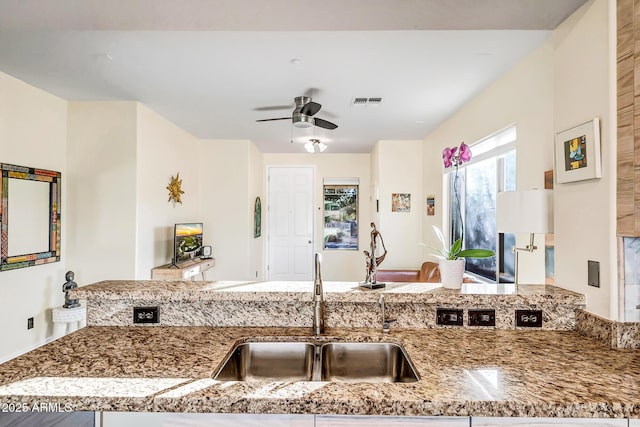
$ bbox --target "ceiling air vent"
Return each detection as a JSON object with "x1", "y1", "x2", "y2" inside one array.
[{"x1": 352, "y1": 97, "x2": 383, "y2": 107}]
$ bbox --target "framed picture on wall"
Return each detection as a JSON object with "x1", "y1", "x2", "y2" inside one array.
[
  {"x1": 426, "y1": 196, "x2": 435, "y2": 216},
  {"x1": 391, "y1": 193, "x2": 411, "y2": 212},
  {"x1": 554, "y1": 118, "x2": 601, "y2": 184}
]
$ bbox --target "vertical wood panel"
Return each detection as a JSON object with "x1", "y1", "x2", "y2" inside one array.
[
  {"x1": 618, "y1": 106, "x2": 635, "y2": 234},
  {"x1": 619, "y1": 55, "x2": 634, "y2": 108},
  {"x1": 618, "y1": 0, "x2": 638, "y2": 236},
  {"x1": 619, "y1": 0, "x2": 634, "y2": 57}
]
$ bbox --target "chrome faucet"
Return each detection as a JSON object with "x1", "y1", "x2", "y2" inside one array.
[
  {"x1": 313, "y1": 253, "x2": 325, "y2": 335},
  {"x1": 379, "y1": 294, "x2": 396, "y2": 333}
]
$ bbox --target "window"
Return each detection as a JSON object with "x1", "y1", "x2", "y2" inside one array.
[
  {"x1": 449, "y1": 126, "x2": 516, "y2": 282},
  {"x1": 323, "y1": 178, "x2": 359, "y2": 250}
]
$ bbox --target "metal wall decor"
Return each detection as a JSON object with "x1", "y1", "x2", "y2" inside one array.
[
  {"x1": 167, "y1": 172, "x2": 184, "y2": 205},
  {"x1": 254, "y1": 196, "x2": 261, "y2": 238}
]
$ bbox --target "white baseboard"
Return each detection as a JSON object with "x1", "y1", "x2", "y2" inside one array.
[{"x1": 0, "y1": 335, "x2": 57, "y2": 364}]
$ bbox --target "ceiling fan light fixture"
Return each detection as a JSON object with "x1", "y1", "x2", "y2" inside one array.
[
  {"x1": 305, "y1": 139, "x2": 327, "y2": 153},
  {"x1": 304, "y1": 142, "x2": 315, "y2": 153},
  {"x1": 293, "y1": 115, "x2": 314, "y2": 128}
]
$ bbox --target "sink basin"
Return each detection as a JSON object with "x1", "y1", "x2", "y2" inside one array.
[
  {"x1": 214, "y1": 340, "x2": 419, "y2": 383},
  {"x1": 214, "y1": 342, "x2": 315, "y2": 381},
  {"x1": 320, "y1": 342, "x2": 419, "y2": 383}
]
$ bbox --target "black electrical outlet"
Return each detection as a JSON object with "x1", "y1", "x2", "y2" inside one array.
[
  {"x1": 588, "y1": 260, "x2": 600, "y2": 288},
  {"x1": 515, "y1": 309, "x2": 543, "y2": 328},
  {"x1": 27, "y1": 317, "x2": 34, "y2": 330},
  {"x1": 468, "y1": 309, "x2": 495, "y2": 327},
  {"x1": 133, "y1": 306, "x2": 159, "y2": 324},
  {"x1": 436, "y1": 308, "x2": 463, "y2": 326}
]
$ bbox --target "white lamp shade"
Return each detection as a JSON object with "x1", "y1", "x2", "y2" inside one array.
[{"x1": 496, "y1": 189, "x2": 553, "y2": 234}]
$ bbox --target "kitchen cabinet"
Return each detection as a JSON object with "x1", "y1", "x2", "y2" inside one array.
[
  {"x1": 472, "y1": 417, "x2": 628, "y2": 426},
  {"x1": 316, "y1": 415, "x2": 469, "y2": 426},
  {"x1": 100, "y1": 412, "x2": 314, "y2": 426}
]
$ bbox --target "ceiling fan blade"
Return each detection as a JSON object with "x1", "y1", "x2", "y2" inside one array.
[
  {"x1": 256, "y1": 117, "x2": 292, "y2": 122},
  {"x1": 314, "y1": 118, "x2": 338, "y2": 130},
  {"x1": 300, "y1": 101, "x2": 321, "y2": 116},
  {"x1": 253, "y1": 105, "x2": 293, "y2": 112}
]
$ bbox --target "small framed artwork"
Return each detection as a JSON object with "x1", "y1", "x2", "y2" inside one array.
[
  {"x1": 391, "y1": 193, "x2": 411, "y2": 212},
  {"x1": 554, "y1": 118, "x2": 601, "y2": 184},
  {"x1": 426, "y1": 196, "x2": 435, "y2": 216}
]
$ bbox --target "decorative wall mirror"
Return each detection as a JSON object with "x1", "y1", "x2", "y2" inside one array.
[{"x1": 1, "y1": 163, "x2": 61, "y2": 271}]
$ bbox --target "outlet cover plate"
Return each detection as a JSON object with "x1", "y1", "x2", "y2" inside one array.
[
  {"x1": 468, "y1": 309, "x2": 496, "y2": 327},
  {"x1": 588, "y1": 260, "x2": 600, "y2": 288},
  {"x1": 436, "y1": 308, "x2": 464, "y2": 326},
  {"x1": 515, "y1": 309, "x2": 543, "y2": 328},
  {"x1": 133, "y1": 306, "x2": 159, "y2": 324}
]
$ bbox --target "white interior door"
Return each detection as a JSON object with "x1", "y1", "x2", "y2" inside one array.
[{"x1": 267, "y1": 166, "x2": 314, "y2": 281}]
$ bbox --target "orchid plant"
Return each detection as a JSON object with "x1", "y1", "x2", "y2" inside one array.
[{"x1": 435, "y1": 142, "x2": 495, "y2": 261}]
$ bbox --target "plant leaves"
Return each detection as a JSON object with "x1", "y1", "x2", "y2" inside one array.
[
  {"x1": 432, "y1": 225, "x2": 446, "y2": 249},
  {"x1": 450, "y1": 238, "x2": 462, "y2": 259},
  {"x1": 457, "y1": 249, "x2": 495, "y2": 259}
]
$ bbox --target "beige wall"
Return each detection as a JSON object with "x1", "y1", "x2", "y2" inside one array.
[
  {"x1": 67, "y1": 102, "x2": 138, "y2": 285},
  {"x1": 422, "y1": 0, "x2": 615, "y2": 317},
  {"x1": 263, "y1": 153, "x2": 371, "y2": 281},
  {"x1": 375, "y1": 140, "x2": 424, "y2": 269},
  {"x1": 248, "y1": 142, "x2": 264, "y2": 281},
  {"x1": 199, "y1": 140, "x2": 253, "y2": 280},
  {"x1": 553, "y1": 0, "x2": 616, "y2": 319},
  {"x1": 0, "y1": 72, "x2": 68, "y2": 361},
  {"x1": 422, "y1": 39, "x2": 554, "y2": 283},
  {"x1": 136, "y1": 104, "x2": 201, "y2": 278}
]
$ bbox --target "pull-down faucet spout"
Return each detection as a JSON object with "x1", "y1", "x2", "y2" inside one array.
[{"x1": 313, "y1": 253, "x2": 325, "y2": 335}]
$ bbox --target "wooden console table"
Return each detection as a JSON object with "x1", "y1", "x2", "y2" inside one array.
[{"x1": 151, "y1": 258, "x2": 215, "y2": 280}]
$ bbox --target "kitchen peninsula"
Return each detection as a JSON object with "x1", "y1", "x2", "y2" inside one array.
[{"x1": 0, "y1": 280, "x2": 638, "y2": 426}]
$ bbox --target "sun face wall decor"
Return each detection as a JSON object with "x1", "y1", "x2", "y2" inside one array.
[{"x1": 167, "y1": 173, "x2": 184, "y2": 205}]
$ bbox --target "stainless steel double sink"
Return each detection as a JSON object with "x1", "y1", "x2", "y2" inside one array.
[{"x1": 213, "y1": 341, "x2": 419, "y2": 383}]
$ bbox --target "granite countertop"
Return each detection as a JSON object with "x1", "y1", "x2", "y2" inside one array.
[
  {"x1": 0, "y1": 326, "x2": 638, "y2": 417},
  {"x1": 69, "y1": 280, "x2": 586, "y2": 306}
]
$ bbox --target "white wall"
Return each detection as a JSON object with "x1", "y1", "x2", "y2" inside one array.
[
  {"x1": 263, "y1": 153, "x2": 371, "y2": 281},
  {"x1": 421, "y1": 0, "x2": 615, "y2": 318},
  {"x1": 248, "y1": 142, "x2": 264, "y2": 281},
  {"x1": 375, "y1": 140, "x2": 424, "y2": 269},
  {"x1": 0, "y1": 71, "x2": 67, "y2": 361},
  {"x1": 553, "y1": 0, "x2": 615, "y2": 319},
  {"x1": 422, "y1": 39, "x2": 554, "y2": 281},
  {"x1": 67, "y1": 102, "x2": 138, "y2": 285},
  {"x1": 199, "y1": 140, "x2": 252, "y2": 280},
  {"x1": 136, "y1": 104, "x2": 201, "y2": 278}
]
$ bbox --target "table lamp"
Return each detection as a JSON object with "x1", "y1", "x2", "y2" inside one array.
[{"x1": 496, "y1": 189, "x2": 553, "y2": 284}]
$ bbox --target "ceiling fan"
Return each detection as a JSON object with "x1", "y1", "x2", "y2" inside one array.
[{"x1": 256, "y1": 96, "x2": 338, "y2": 130}]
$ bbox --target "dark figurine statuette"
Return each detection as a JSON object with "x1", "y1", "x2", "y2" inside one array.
[{"x1": 62, "y1": 271, "x2": 80, "y2": 309}]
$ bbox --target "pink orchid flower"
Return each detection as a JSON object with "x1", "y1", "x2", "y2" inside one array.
[
  {"x1": 458, "y1": 142, "x2": 472, "y2": 163},
  {"x1": 442, "y1": 147, "x2": 457, "y2": 168}
]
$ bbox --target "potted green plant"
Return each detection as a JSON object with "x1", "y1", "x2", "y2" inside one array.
[{"x1": 437, "y1": 142, "x2": 495, "y2": 288}]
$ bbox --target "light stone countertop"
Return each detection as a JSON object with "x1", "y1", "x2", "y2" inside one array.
[
  {"x1": 0, "y1": 326, "x2": 638, "y2": 417},
  {"x1": 69, "y1": 280, "x2": 586, "y2": 306}
]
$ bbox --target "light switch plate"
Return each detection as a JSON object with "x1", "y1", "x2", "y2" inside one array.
[{"x1": 588, "y1": 260, "x2": 600, "y2": 288}]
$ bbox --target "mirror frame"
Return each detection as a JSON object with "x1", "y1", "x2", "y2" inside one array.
[{"x1": 1, "y1": 163, "x2": 61, "y2": 271}]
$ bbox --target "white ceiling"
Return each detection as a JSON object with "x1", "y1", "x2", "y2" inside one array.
[{"x1": 0, "y1": 0, "x2": 587, "y2": 153}]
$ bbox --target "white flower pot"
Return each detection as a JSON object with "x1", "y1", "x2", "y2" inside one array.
[{"x1": 439, "y1": 259, "x2": 465, "y2": 289}]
